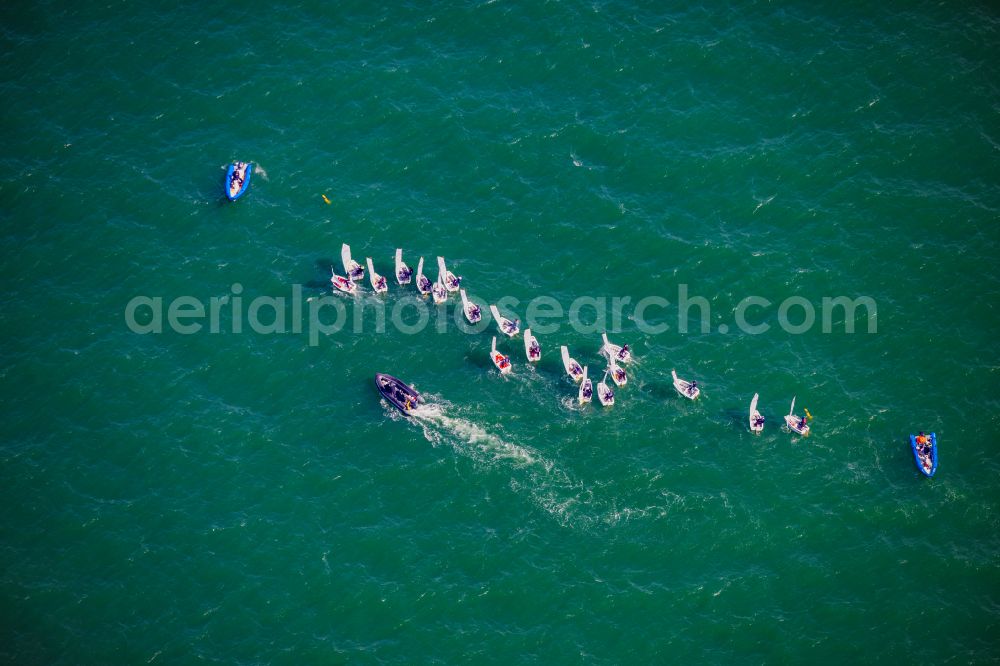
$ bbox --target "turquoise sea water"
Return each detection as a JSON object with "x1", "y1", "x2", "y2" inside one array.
[{"x1": 2, "y1": 1, "x2": 999, "y2": 662}]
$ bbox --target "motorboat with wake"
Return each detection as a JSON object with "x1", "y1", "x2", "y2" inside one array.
[
  {"x1": 395, "y1": 249, "x2": 412, "y2": 285},
  {"x1": 749, "y1": 393, "x2": 764, "y2": 434},
  {"x1": 375, "y1": 373, "x2": 420, "y2": 415},
  {"x1": 609, "y1": 358, "x2": 627, "y2": 387},
  {"x1": 367, "y1": 258, "x2": 388, "y2": 293},
  {"x1": 578, "y1": 366, "x2": 593, "y2": 404},
  {"x1": 415, "y1": 257, "x2": 432, "y2": 296},
  {"x1": 784, "y1": 397, "x2": 810, "y2": 436},
  {"x1": 600, "y1": 332, "x2": 631, "y2": 364},
  {"x1": 341, "y1": 243, "x2": 364, "y2": 281},
  {"x1": 524, "y1": 328, "x2": 541, "y2": 362},
  {"x1": 330, "y1": 268, "x2": 357, "y2": 294},
  {"x1": 225, "y1": 161, "x2": 252, "y2": 201},
  {"x1": 672, "y1": 370, "x2": 699, "y2": 399},
  {"x1": 490, "y1": 305, "x2": 519, "y2": 337},
  {"x1": 432, "y1": 277, "x2": 448, "y2": 304},
  {"x1": 909, "y1": 431, "x2": 937, "y2": 477},
  {"x1": 560, "y1": 346, "x2": 584, "y2": 382},
  {"x1": 460, "y1": 289, "x2": 481, "y2": 324},
  {"x1": 437, "y1": 256, "x2": 461, "y2": 292},
  {"x1": 490, "y1": 336, "x2": 511, "y2": 375},
  {"x1": 597, "y1": 371, "x2": 614, "y2": 406}
]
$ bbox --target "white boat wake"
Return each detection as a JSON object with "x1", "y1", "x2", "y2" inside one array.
[{"x1": 395, "y1": 398, "x2": 676, "y2": 530}]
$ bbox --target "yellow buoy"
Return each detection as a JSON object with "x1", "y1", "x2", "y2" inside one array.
[{"x1": 321, "y1": 194, "x2": 331, "y2": 205}]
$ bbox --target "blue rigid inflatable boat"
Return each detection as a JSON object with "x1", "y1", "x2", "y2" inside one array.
[
  {"x1": 909, "y1": 432, "x2": 938, "y2": 477},
  {"x1": 225, "y1": 161, "x2": 252, "y2": 201}
]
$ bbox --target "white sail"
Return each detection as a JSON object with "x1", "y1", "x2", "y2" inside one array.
[
  {"x1": 597, "y1": 371, "x2": 614, "y2": 406},
  {"x1": 524, "y1": 328, "x2": 541, "y2": 362},
  {"x1": 749, "y1": 393, "x2": 763, "y2": 433},
  {"x1": 415, "y1": 257, "x2": 431, "y2": 295},
  {"x1": 578, "y1": 366, "x2": 592, "y2": 404},
  {"x1": 490, "y1": 305, "x2": 519, "y2": 337},
  {"x1": 490, "y1": 336, "x2": 511, "y2": 374},
  {"x1": 460, "y1": 289, "x2": 481, "y2": 323},
  {"x1": 561, "y1": 345, "x2": 583, "y2": 382},
  {"x1": 609, "y1": 358, "x2": 627, "y2": 387},
  {"x1": 672, "y1": 369, "x2": 699, "y2": 399},
  {"x1": 341, "y1": 243, "x2": 363, "y2": 281},
  {"x1": 367, "y1": 258, "x2": 387, "y2": 293},
  {"x1": 395, "y1": 248, "x2": 411, "y2": 285}
]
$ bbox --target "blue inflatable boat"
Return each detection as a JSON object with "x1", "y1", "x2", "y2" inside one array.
[
  {"x1": 909, "y1": 432, "x2": 938, "y2": 477},
  {"x1": 225, "y1": 161, "x2": 252, "y2": 201}
]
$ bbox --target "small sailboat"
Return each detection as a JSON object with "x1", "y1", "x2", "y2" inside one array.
[
  {"x1": 432, "y1": 276, "x2": 448, "y2": 304},
  {"x1": 560, "y1": 346, "x2": 584, "y2": 382},
  {"x1": 524, "y1": 328, "x2": 541, "y2": 362},
  {"x1": 395, "y1": 249, "x2": 412, "y2": 285},
  {"x1": 784, "y1": 397, "x2": 810, "y2": 436},
  {"x1": 490, "y1": 336, "x2": 512, "y2": 375},
  {"x1": 600, "y1": 332, "x2": 631, "y2": 364},
  {"x1": 749, "y1": 393, "x2": 764, "y2": 434},
  {"x1": 672, "y1": 370, "x2": 699, "y2": 399},
  {"x1": 436, "y1": 256, "x2": 461, "y2": 292},
  {"x1": 225, "y1": 161, "x2": 252, "y2": 201},
  {"x1": 367, "y1": 258, "x2": 388, "y2": 294},
  {"x1": 609, "y1": 358, "x2": 627, "y2": 387},
  {"x1": 341, "y1": 243, "x2": 364, "y2": 281},
  {"x1": 415, "y1": 257, "x2": 432, "y2": 296},
  {"x1": 490, "y1": 305, "x2": 520, "y2": 337},
  {"x1": 578, "y1": 366, "x2": 593, "y2": 404},
  {"x1": 330, "y1": 268, "x2": 357, "y2": 294},
  {"x1": 597, "y1": 371, "x2": 615, "y2": 406},
  {"x1": 460, "y1": 289, "x2": 481, "y2": 324}
]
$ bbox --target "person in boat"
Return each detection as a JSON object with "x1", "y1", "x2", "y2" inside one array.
[
  {"x1": 687, "y1": 380, "x2": 697, "y2": 395},
  {"x1": 469, "y1": 305, "x2": 480, "y2": 317},
  {"x1": 231, "y1": 162, "x2": 245, "y2": 185},
  {"x1": 799, "y1": 415, "x2": 808, "y2": 429},
  {"x1": 619, "y1": 344, "x2": 630, "y2": 359},
  {"x1": 916, "y1": 432, "x2": 929, "y2": 448},
  {"x1": 754, "y1": 415, "x2": 765, "y2": 428},
  {"x1": 615, "y1": 368, "x2": 625, "y2": 382}
]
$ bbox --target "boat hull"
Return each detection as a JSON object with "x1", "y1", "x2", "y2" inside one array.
[
  {"x1": 910, "y1": 433, "x2": 938, "y2": 477},
  {"x1": 784, "y1": 415, "x2": 809, "y2": 436},
  {"x1": 375, "y1": 373, "x2": 420, "y2": 414},
  {"x1": 225, "y1": 162, "x2": 252, "y2": 201}
]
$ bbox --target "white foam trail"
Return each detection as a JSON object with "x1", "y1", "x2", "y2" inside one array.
[
  {"x1": 409, "y1": 402, "x2": 538, "y2": 466},
  {"x1": 752, "y1": 194, "x2": 775, "y2": 214},
  {"x1": 397, "y1": 398, "x2": 676, "y2": 530}
]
